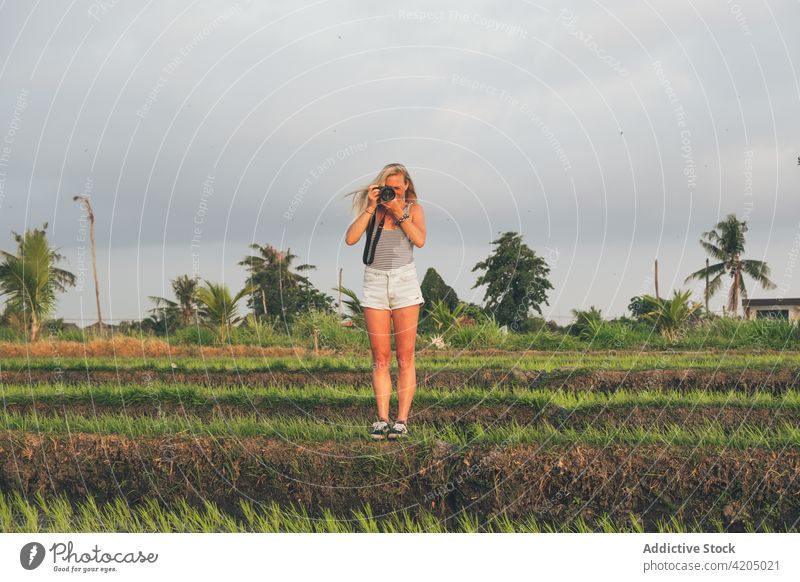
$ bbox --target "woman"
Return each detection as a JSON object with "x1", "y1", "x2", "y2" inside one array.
[{"x1": 345, "y1": 163, "x2": 426, "y2": 440}]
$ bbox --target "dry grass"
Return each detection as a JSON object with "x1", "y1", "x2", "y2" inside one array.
[{"x1": 0, "y1": 338, "x2": 314, "y2": 359}]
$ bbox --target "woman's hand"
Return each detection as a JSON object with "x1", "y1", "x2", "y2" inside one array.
[
  {"x1": 366, "y1": 185, "x2": 380, "y2": 211},
  {"x1": 382, "y1": 196, "x2": 406, "y2": 219}
]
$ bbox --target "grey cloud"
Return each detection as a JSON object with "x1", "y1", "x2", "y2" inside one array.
[{"x1": 0, "y1": 0, "x2": 797, "y2": 324}]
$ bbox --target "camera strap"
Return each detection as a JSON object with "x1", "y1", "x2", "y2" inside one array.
[{"x1": 362, "y1": 208, "x2": 386, "y2": 265}]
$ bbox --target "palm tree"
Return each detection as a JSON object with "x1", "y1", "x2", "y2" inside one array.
[
  {"x1": 684, "y1": 213, "x2": 776, "y2": 317},
  {"x1": 638, "y1": 289, "x2": 702, "y2": 342},
  {"x1": 331, "y1": 285, "x2": 365, "y2": 329},
  {"x1": 194, "y1": 279, "x2": 254, "y2": 342},
  {"x1": 0, "y1": 223, "x2": 76, "y2": 341},
  {"x1": 570, "y1": 306, "x2": 603, "y2": 338},
  {"x1": 239, "y1": 243, "x2": 316, "y2": 319},
  {"x1": 172, "y1": 275, "x2": 200, "y2": 324},
  {"x1": 148, "y1": 274, "x2": 199, "y2": 327}
]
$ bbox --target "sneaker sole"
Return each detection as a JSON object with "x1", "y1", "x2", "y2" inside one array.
[
  {"x1": 370, "y1": 434, "x2": 387, "y2": 440},
  {"x1": 387, "y1": 433, "x2": 407, "y2": 440}
]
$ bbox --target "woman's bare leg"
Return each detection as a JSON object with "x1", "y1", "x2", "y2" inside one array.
[
  {"x1": 391, "y1": 303, "x2": 420, "y2": 422},
  {"x1": 364, "y1": 306, "x2": 393, "y2": 421}
]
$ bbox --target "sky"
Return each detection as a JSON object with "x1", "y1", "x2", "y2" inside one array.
[{"x1": 0, "y1": 0, "x2": 798, "y2": 326}]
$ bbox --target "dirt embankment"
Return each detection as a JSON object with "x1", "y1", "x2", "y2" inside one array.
[
  {"x1": 1, "y1": 432, "x2": 798, "y2": 531},
  {"x1": 3, "y1": 367, "x2": 800, "y2": 393},
  {"x1": 0, "y1": 339, "x2": 313, "y2": 359},
  {"x1": 3, "y1": 340, "x2": 764, "y2": 359}
]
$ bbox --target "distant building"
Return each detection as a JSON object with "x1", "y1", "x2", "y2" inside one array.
[{"x1": 742, "y1": 298, "x2": 800, "y2": 320}]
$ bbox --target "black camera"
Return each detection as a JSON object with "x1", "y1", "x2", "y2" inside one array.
[{"x1": 378, "y1": 185, "x2": 395, "y2": 203}]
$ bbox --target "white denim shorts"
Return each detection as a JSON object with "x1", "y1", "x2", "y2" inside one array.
[{"x1": 362, "y1": 261, "x2": 425, "y2": 310}]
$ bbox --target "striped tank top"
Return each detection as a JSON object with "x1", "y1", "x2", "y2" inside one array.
[{"x1": 370, "y1": 201, "x2": 414, "y2": 270}]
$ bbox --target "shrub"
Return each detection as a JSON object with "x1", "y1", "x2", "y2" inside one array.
[
  {"x1": 230, "y1": 314, "x2": 286, "y2": 346},
  {"x1": 444, "y1": 313, "x2": 510, "y2": 349},
  {"x1": 579, "y1": 320, "x2": 641, "y2": 349},
  {"x1": 739, "y1": 317, "x2": 800, "y2": 348},
  {"x1": 292, "y1": 308, "x2": 366, "y2": 351},
  {"x1": 171, "y1": 326, "x2": 218, "y2": 346},
  {"x1": 500, "y1": 327, "x2": 582, "y2": 350},
  {"x1": 510, "y1": 316, "x2": 549, "y2": 334},
  {"x1": 56, "y1": 328, "x2": 89, "y2": 342},
  {"x1": 428, "y1": 300, "x2": 467, "y2": 333},
  {"x1": 0, "y1": 327, "x2": 20, "y2": 342}
]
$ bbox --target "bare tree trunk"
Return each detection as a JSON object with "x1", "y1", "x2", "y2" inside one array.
[
  {"x1": 654, "y1": 259, "x2": 660, "y2": 300},
  {"x1": 30, "y1": 311, "x2": 40, "y2": 342},
  {"x1": 88, "y1": 202, "x2": 103, "y2": 335},
  {"x1": 75, "y1": 196, "x2": 103, "y2": 335},
  {"x1": 730, "y1": 257, "x2": 741, "y2": 317},
  {"x1": 705, "y1": 258, "x2": 709, "y2": 315},
  {"x1": 261, "y1": 288, "x2": 268, "y2": 320},
  {"x1": 338, "y1": 268, "x2": 343, "y2": 318}
]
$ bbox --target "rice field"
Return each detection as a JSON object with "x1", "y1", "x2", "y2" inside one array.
[
  {"x1": 2, "y1": 490, "x2": 796, "y2": 533},
  {"x1": 4, "y1": 349, "x2": 800, "y2": 372},
  {"x1": 1, "y1": 348, "x2": 798, "y2": 532}
]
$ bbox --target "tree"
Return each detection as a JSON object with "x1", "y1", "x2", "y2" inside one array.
[
  {"x1": 172, "y1": 274, "x2": 200, "y2": 324},
  {"x1": 420, "y1": 267, "x2": 459, "y2": 315},
  {"x1": 684, "y1": 213, "x2": 776, "y2": 317},
  {"x1": 195, "y1": 280, "x2": 254, "y2": 342},
  {"x1": 627, "y1": 296, "x2": 651, "y2": 319},
  {"x1": 239, "y1": 243, "x2": 332, "y2": 323},
  {"x1": 148, "y1": 274, "x2": 199, "y2": 330},
  {"x1": 471, "y1": 231, "x2": 553, "y2": 328},
  {"x1": 0, "y1": 223, "x2": 76, "y2": 341},
  {"x1": 138, "y1": 312, "x2": 173, "y2": 336}
]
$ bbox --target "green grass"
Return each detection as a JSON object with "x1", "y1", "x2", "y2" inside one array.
[
  {"x1": 3, "y1": 381, "x2": 800, "y2": 411},
  {"x1": 0, "y1": 490, "x2": 789, "y2": 533},
  {"x1": 6, "y1": 313, "x2": 800, "y2": 350},
  {"x1": 1, "y1": 409, "x2": 798, "y2": 449},
  {"x1": 4, "y1": 350, "x2": 800, "y2": 374}
]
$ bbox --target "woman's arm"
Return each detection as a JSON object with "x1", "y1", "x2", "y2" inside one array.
[
  {"x1": 344, "y1": 206, "x2": 378, "y2": 246},
  {"x1": 345, "y1": 186, "x2": 380, "y2": 245},
  {"x1": 392, "y1": 203, "x2": 426, "y2": 248}
]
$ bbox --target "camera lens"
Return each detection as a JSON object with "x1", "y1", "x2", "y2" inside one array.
[
  {"x1": 379, "y1": 186, "x2": 394, "y2": 201},
  {"x1": 379, "y1": 186, "x2": 395, "y2": 202}
]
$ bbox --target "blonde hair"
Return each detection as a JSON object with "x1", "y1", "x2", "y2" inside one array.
[{"x1": 345, "y1": 163, "x2": 418, "y2": 217}]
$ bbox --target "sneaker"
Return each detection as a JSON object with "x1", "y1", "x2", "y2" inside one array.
[
  {"x1": 370, "y1": 420, "x2": 390, "y2": 440},
  {"x1": 388, "y1": 420, "x2": 408, "y2": 439}
]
